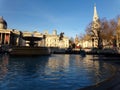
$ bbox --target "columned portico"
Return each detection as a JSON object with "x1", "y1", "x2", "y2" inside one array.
[
  {"x1": 0, "y1": 17, "x2": 11, "y2": 46},
  {"x1": 0, "y1": 16, "x2": 70, "y2": 48},
  {"x1": 0, "y1": 31, "x2": 11, "y2": 45}
]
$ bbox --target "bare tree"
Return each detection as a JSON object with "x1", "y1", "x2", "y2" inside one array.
[
  {"x1": 84, "y1": 18, "x2": 117, "y2": 47},
  {"x1": 100, "y1": 18, "x2": 117, "y2": 46}
]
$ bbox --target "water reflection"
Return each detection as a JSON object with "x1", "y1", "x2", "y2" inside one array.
[
  {"x1": 46, "y1": 55, "x2": 70, "y2": 72},
  {"x1": 0, "y1": 54, "x2": 115, "y2": 90},
  {"x1": 0, "y1": 54, "x2": 9, "y2": 80}
]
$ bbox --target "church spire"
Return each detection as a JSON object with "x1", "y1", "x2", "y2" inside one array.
[{"x1": 93, "y1": 4, "x2": 99, "y2": 22}]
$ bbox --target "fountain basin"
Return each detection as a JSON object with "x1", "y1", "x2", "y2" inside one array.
[{"x1": 9, "y1": 46, "x2": 51, "y2": 56}]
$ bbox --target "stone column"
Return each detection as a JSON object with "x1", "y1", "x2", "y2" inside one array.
[
  {"x1": 6, "y1": 34, "x2": 9, "y2": 45},
  {"x1": 0, "y1": 33, "x2": 1, "y2": 44},
  {"x1": 4, "y1": 33, "x2": 6, "y2": 44},
  {"x1": 8, "y1": 34, "x2": 10, "y2": 45},
  {"x1": 1, "y1": 33, "x2": 2, "y2": 44}
]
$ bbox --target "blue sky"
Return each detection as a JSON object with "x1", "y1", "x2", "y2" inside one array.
[{"x1": 0, "y1": 0, "x2": 120, "y2": 38}]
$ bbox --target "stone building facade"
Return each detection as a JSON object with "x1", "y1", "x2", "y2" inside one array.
[
  {"x1": 43, "y1": 30, "x2": 69, "y2": 48},
  {"x1": 0, "y1": 17, "x2": 69, "y2": 49},
  {"x1": 0, "y1": 17, "x2": 11, "y2": 46},
  {"x1": 21, "y1": 30, "x2": 69, "y2": 48}
]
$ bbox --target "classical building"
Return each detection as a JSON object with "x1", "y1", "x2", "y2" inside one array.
[
  {"x1": 22, "y1": 30, "x2": 69, "y2": 48},
  {"x1": 0, "y1": 17, "x2": 69, "y2": 49},
  {"x1": 0, "y1": 16, "x2": 22, "y2": 47},
  {"x1": 0, "y1": 17, "x2": 11, "y2": 45},
  {"x1": 44, "y1": 30, "x2": 69, "y2": 48},
  {"x1": 21, "y1": 30, "x2": 69, "y2": 48}
]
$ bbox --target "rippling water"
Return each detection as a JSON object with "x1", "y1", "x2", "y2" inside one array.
[{"x1": 0, "y1": 54, "x2": 114, "y2": 90}]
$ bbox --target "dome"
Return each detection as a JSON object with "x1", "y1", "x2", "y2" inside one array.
[{"x1": 0, "y1": 16, "x2": 7, "y2": 29}]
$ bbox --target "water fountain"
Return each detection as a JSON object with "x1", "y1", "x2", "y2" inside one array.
[{"x1": 10, "y1": 35, "x2": 50, "y2": 56}]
